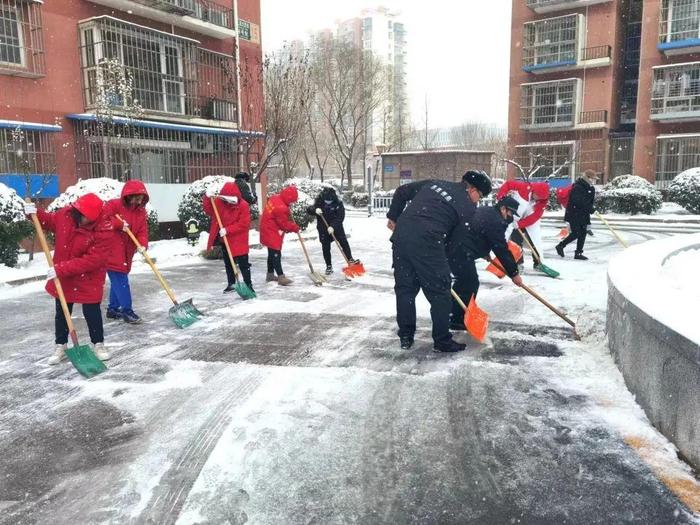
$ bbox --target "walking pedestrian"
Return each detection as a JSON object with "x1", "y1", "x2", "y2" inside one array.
[{"x1": 556, "y1": 170, "x2": 598, "y2": 260}]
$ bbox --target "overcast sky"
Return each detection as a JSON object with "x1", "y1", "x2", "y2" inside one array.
[{"x1": 260, "y1": 0, "x2": 512, "y2": 130}]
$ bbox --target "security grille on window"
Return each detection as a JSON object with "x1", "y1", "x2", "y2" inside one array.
[
  {"x1": 660, "y1": 0, "x2": 700, "y2": 43},
  {"x1": 0, "y1": 0, "x2": 45, "y2": 77},
  {"x1": 651, "y1": 62, "x2": 700, "y2": 117},
  {"x1": 520, "y1": 79, "x2": 577, "y2": 129},
  {"x1": 656, "y1": 134, "x2": 700, "y2": 188},
  {"x1": 0, "y1": 127, "x2": 56, "y2": 175},
  {"x1": 523, "y1": 14, "x2": 579, "y2": 68},
  {"x1": 73, "y1": 120, "x2": 240, "y2": 184},
  {"x1": 515, "y1": 142, "x2": 575, "y2": 179}
]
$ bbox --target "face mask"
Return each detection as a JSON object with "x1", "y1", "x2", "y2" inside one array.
[
  {"x1": 324, "y1": 199, "x2": 333, "y2": 205},
  {"x1": 505, "y1": 213, "x2": 515, "y2": 224}
]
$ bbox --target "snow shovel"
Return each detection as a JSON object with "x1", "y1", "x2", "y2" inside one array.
[
  {"x1": 28, "y1": 201, "x2": 107, "y2": 378},
  {"x1": 116, "y1": 214, "x2": 203, "y2": 328},
  {"x1": 558, "y1": 227, "x2": 569, "y2": 239},
  {"x1": 316, "y1": 210, "x2": 365, "y2": 278},
  {"x1": 210, "y1": 198, "x2": 256, "y2": 300},
  {"x1": 517, "y1": 228, "x2": 560, "y2": 278},
  {"x1": 487, "y1": 256, "x2": 578, "y2": 337},
  {"x1": 450, "y1": 289, "x2": 489, "y2": 343},
  {"x1": 486, "y1": 241, "x2": 522, "y2": 278},
  {"x1": 595, "y1": 211, "x2": 628, "y2": 248},
  {"x1": 296, "y1": 233, "x2": 326, "y2": 286}
]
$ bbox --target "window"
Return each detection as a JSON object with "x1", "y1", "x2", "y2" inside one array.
[
  {"x1": 656, "y1": 134, "x2": 700, "y2": 187},
  {"x1": 520, "y1": 79, "x2": 578, "y2": 128},
  {"x1": 660, "y1": 0, "x2": 700, "y2": 43},
  {"x1": 0, "y1": 0, "x2": 45, "y2": 77},
  {"x1": 0, "y1": 127, "x2": 56, "y2": 175},
  {"x1": 238, "y1": 19, "x2": 251, "y2": 41},
  {"x1": 515, "y1": 142, "x2": 575, "y2": 179},
  {"x1": 651, "y1": 62, "x2": 700, "y2": 118},
  {"x1": 523, "y1": 14, "x2": 579, "y2": 68}
]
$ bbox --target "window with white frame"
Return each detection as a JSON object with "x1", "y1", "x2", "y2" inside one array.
[
  {"x1": 660, "y1": 0, "x2": 700, "y2": 43},
  {"x1": 656, "y1": 134, "x2": 700, "y2": 187},
  {"x1": 0, "y1": 0, "x2": 45, "y2": 76},
  {"x1": 651, "y1": 62, "x2": 700, "y2": 116},
  {"x1": 523, "y1": 14, "x2": 579, "y2": 68},
  {"x1": 0, "y1": 5, "x2": 23, "y2": 66},
  {"x1": 520, "y1": 79, "x2": 578, "y2": 128},
  {"x1": 515, "y1": 142, "x2": 576, "y2": 179}
]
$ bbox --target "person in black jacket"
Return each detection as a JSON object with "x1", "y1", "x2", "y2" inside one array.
[
  {"x1": 556, "y1": 170, "x2": 598, "y2": 260},
  {"x1": 386, "y1": 170, "x2": 491, "y2": 352},
  {"x1": 235, "y1": 172, "x2": 257, "y2": 206},
  {"x1": 306, "y1": 187, "x2": 359, "y2": 274},
  {"x1": 447, "y1": 196, "x2": 524, "y2": 330}
]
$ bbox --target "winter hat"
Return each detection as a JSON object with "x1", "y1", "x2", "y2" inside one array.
[
  {"x1": 462, "y1": 170, "x2": 492, "y2": 196},
  {"x1": 235, "y1": 172, "x2": 250, "y2": 182},
  {"x1": 72, "y1": 192, "x2": 104, "y2": 222},
  {"x1": 496, "y1": 196, "x2": 520, "y2": 216},
  {"x1": 583, "y1": 170, "x2": 599, "y2": 184}
]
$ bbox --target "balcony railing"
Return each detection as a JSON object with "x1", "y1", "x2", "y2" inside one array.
[
  {"x1": 578, "y1": 109, "x2": 607, "y2": 124},
  {"x1": 79, "y1": 17, "x2": 237, "y2": 123},
  {"x1": 651, "y1": 62, "x2": 700, "y2": 121},
  {"x1": 144, "y1": 0, "x2": 233, "y2": 29},
  {"x1": 582, "y1": 45, "x2": 611, "y2": 61},
  {"x1": 0, "y1": 0, "x2": 46, "y2": 78},
  {"x1": 526, "y1": 0, "x2": 612, "y2": 14},
  {"x1": 658, "y1": 0, "x2": 700, "y2": 55}
]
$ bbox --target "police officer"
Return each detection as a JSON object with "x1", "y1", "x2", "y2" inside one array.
[
  {"x1": 386, "y1": 170, "x2": 492, "y2": 352},
  {"x1": 448, "y1": 196, "x2": 524, "y2": 330}
]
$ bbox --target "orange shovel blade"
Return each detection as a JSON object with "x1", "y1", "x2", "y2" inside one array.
[
  {"x1": 350, "y1": 261, "x2": 365, "y2": 276},
  {"x1": 486, "y1": 259, "x2": 506, "y2": 278},
  {"x1": 558, "y1": 227, "x2": 569, "y2": 239},
  {"x1": 466, "y1": 296, "x2": 489, "y2": 343},
  {"x1": 507, "y1": 240, "x2": 523, "y2": 261}
]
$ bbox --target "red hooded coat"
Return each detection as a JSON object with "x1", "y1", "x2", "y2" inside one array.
[
  {"x1": 203, "y1": 182, "x2": 250, "y2": 256},
  {"x1": 259, "y1": 186, "x2": 300, "y2": 251},
  {"x1": 37, "y1": 193, "x2": 113, "y2": 304},
  {"x1": 103, "y1": 180, "x2": 150, "y2": 273},
  {"x1": 496, "y1": 180, "x2": 550, "y2": 228}
]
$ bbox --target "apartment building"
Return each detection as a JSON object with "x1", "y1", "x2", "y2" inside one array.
[
  {"x1": 0, "y1": 0, "x2": 264, "y2": 223},
  {"x1": 509, "y1": 0, "x2": 700, "y2": 188}
]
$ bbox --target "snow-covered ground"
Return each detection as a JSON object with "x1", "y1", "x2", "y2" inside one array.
[{"x1": 0, "y1": 215, "x2": 698, "y2": 523}]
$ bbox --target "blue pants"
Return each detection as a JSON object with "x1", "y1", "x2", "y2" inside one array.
[{"x1": 108, "y1": 271, "x2": 132, "y2": 311}]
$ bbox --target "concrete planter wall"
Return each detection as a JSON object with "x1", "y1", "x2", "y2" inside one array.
[{"x1": 607, "y1": 234, "x2": 700, "y2": 469}]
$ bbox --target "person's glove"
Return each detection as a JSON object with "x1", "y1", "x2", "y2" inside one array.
[
  {"x1": 315, "y1": 208, "x2": 322, "y2": 215},
  {"x1": 219, "y1": 228, "x2": 227, "y2": 237},
  {"x1": 327, "y1": 226, "x2": 334, "y2": 235},
  {"x1": 205, "y1": 187, "x2": 217, "y2": 198},
  {"x1": 121, "y1": 220, "x2": 130, "y2": 232},
  {"x1": 24, "y1": 202, "x2": 37, "y2": 215},
  {"x1": 47, "y1": 267, "x2": 57, "y2": 280}
]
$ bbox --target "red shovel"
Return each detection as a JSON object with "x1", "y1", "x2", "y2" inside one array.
[
  {"x1": 450, "y1": 289, "x2": 489, "y2": 343},
  {"x1": 316, "y1": 210, "x2": 365, "y2": 278}
]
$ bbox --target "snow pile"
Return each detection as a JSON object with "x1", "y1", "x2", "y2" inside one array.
[
  {"x1": 668, "y1": 168, "x2": 700, "y2": 214},
  {"x1": 596, "y1": 175, "x2": 662, "y2": 215},
  {"x1": 609, "y1": 233, "x2": 700, "y2": 345},
  {"x1": 0, "y1": 182, "x2": 27, "y2": 223},
  {"x1": 0, "y1": 182, "x2": 33, "y2": 268}
]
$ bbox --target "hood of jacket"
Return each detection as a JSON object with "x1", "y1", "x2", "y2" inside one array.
[
  {"x1": 121, "y1": 179, "x2": 150, "y2": 206},
  {"x1": 72, "y1": 193, "x2": 104, "y2": 223},
  {"x1": 531, "y1": 182, "x2": 550, "y2": 200},
  {"x1": 280, "y1": 186, "x2": 299, "y2": 205}
]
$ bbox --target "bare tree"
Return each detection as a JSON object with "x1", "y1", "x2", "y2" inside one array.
[
  {"x1": 311, "y1": 38, "x2": 386, "y2": 187},
  {"x1": 301, "y1": 92, "x2": 334, "y2": 182},
  {"x1": 502, "y1": 143, "x2": 578, "y2": 182},
  {"x1": 415, "y1": 94, "x2": 439, "y2": 150}
]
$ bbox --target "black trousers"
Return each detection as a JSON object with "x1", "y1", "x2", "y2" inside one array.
[
  {"x1": 392, "y1": 233, "x2": 452, "y2": 344},
  {"x1": 222, "y1": 248, "x2": 253, "y2": 288},
  {"x1": 55, "y1": 299, "x2": 103, "y2": 345},
  {"x1": 320, "y1": 228, "x2": 354, "y2": 266},
  {"x1": 449, "y1": 257, "x2": 480, "y2": 322},
  {"x1": 561, "y1": 221, "x2": 588, "y2": 254},
  {"x1": 267, "y1": 248, "x2": 284, "y2": 275},
  {"x1": 509, "y1": 229, "x2": 537, "y2": 265}
]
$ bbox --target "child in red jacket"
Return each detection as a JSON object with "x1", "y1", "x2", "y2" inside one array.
[
  {"x1": 24, "y1": 193, "x2": 113, "y2": 365},
  {"x1": 259, "y1": 186, "x2": 300, "y2": 286},
  {"x1": 203, "y1": 182, "x2": 253, "y2": 293},
  {"x1": 104, "y1": 180, "x2": 149, "y2": 323}
]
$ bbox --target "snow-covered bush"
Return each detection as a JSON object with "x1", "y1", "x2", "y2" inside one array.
[
  {"x1": 668, "y1": 168, "x2": 700, "y2": 214},
  {"x1": 177, "y1": 175, "x2": 236, "y2": 234},
  {"x1": 268, "y1": 178, "x2": 335, "y2": 231},
  {"x1": 595, "y1": 175, "x2": 662, "y2": 215},
  {"x1": 0, "y1": 183, "x2": 33, "y2": 267},
  {"x1": 350, "y1": 192, "x2": 369, "y2": 207},
  {"x1": 49, "y1": 177, "x2": 161, "y2": 239}
]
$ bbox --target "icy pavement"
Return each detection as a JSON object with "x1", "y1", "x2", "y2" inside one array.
[{"x1": 0, "y1": 216, "x2": 699, "y2": 524}]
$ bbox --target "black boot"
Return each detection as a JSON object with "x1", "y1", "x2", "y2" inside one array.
[
  {"x1": 449, "y1": 315, "x2": 466, "y2": 331},
  {"x1": 223, "y1": 283, "x2": 236, "y2": 293},
  {"x1": 555, "y1": 243, "x2": 565, "y2": 258},
  {"x1": 433, "y1": 338, "x2": 466, "y2": 353},
  {"x1": 399, "y1": 336, "x2": 414, "y2": 349},
  {"x1": 325, "y1": 265, "x2": 333, "y2": 275},
  {"x1": 574, "y1": 252, "x2": 588, "y2": 261}
]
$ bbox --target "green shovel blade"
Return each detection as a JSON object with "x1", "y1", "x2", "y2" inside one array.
[
  {"x1": 234, "y1": 282, "x2": 256, "y2": 300},
  {"x1": 65, "y1": 344, "x2": 107, "y2": 378},
  {"x1": 169, "y1": 298, "x2": 204, "y2": 328},
  {"x1": 534, "y1": 263, "x2": 560, "y2": 279}
]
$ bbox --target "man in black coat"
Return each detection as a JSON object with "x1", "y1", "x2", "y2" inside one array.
[
  {"x1": 306, "y1": 187, "x2": 358, "y2": 274},
  {"x1": 448, "y1": 197, "x2": 524, "y2": 330},
  {"x1": 235, "y1": 172, "x2": 257, "y2": 205},
  {"x1": 386, "y1": 170, "x2": 491, "y2": 352},
  {"x1": 556, "y1": 170, "x2": 598, "y2": 260}
]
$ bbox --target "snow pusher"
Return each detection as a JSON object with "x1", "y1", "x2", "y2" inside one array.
[
  {"x1": 116, "y1": 214, "x2": 204, "y2": 328},
  {"x1": 296, "y1": 233, "x2": 326, "y2": 286},
  {"x1": 517, "y1": 228, "x2": 560, "y2": 279},
  {"x1": 210, "y1": 199, "x2": 256, "y2": 300},
  {"x1": 316, "y1": 210, "x2": 365, "y2": 278},
  {"x1": 29, "y1": 201, "x2": 107, "y2": 377},
  {"x1": 450, "y1": 289, "x2": 489, "y2": 343}
]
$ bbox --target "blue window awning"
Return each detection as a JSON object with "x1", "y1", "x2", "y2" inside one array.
[
  {"x1": 0, "y1": 119, "x2": 62, "y2": 132},
  {"x1": 66, "y1": 113, "x2": 264, "y2": 138}
]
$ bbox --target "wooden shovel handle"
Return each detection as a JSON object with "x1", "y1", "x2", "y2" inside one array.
[
  {"x1": 595, "y1": 212, "x2": 629, "y2": 248},
  {"x1": 517, "y1": 227, "x2": 541, "y2": 264},
  {"x1": 317, "y1": 211, "x2": 351, "y2": 265},
  {"x1": 210, "y1": 198, "x2": 241, "y2": 278},
  {"x1": 27, "y1": 199, "x2": 79, "y2": 345},
  {"x1": 450, "y1": 289, "x2": 468, "y2": 311},
  {"x1": 296, "y1": 233, "x2": 316, "y2": 272},
  {"x1": 115, "y1": 214, "x2": 179, "y2": 305}
]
